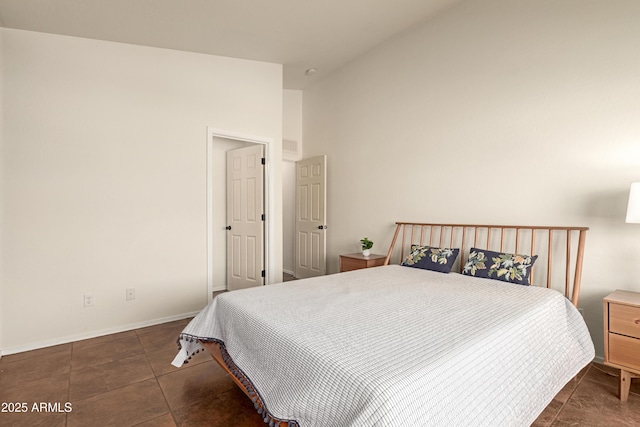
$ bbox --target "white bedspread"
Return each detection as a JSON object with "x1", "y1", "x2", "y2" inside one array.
[{"x1": 173, "y1": 265, "x2": 594, "y2": 426}]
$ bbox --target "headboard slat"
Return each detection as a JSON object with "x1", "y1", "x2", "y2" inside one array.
[
  {"x1": 530, "y1": 229, "x2": 536, "y2": 285},
  {"x1": 565, "y1": 229, "x2": 571, "y2": 302},
  {"x1": 547, "y1": 231, "x2": 553, "y2": 289}
]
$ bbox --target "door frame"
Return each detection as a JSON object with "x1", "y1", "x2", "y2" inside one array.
[{"x1": 207, "y1": 127, "x2": 272, "y2": 303}]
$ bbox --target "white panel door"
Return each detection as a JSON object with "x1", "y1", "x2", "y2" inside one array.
[
  {"x1": 226, "y1": 145, "x2": 264, "y2": 290},
  {"x1": 295, "y1": 156, "x2": 327, "y2": 279}
]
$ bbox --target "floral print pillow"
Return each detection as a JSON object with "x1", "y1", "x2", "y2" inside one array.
[
  {"x1": 401, "y1": 245, "x2": 460, "y2": 273},
  {"x1": 462, "y1": 248, "x2": 538, "y2": 286}
]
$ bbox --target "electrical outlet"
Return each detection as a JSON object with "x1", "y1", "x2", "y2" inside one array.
[
  {"x1": 126, "y1": 288, "x2": 135, "y2": 301},
  {"x1": 84, "y1": 294, "x2": 94, "y2": 307}
]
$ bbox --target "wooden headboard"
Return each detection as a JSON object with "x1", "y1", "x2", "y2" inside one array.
[{"x1": 384, "y1": 222, "x2": 588, "y2": 307}]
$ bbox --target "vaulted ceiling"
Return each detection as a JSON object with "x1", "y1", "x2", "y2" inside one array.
[{"x1": 0, "y1": 0, "x2": 462, "y2": 89}]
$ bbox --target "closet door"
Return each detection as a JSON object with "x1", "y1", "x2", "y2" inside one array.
[{"x1": 226, "y1": 145, "x2": 265, "y2": 290}]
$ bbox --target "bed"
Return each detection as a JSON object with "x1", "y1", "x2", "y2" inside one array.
[{"x1": 173, "y1": 222, "x2": 595, "y2": 426}]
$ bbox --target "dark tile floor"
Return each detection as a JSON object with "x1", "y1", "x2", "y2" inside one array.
[{"x1": 1, "y1": 317, "x2": 639, "y2": 426}]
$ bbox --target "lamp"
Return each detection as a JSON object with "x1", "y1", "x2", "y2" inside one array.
[{"x1": 626, "y1": 182, "x2": 640, "y2": 223}]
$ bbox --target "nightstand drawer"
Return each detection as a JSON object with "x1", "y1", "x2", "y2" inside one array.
[
  {"x1": 340, "y1": 257, "x2": 365, "y2": 272},
  {"x1": 609, "y1": 303, "x2": 640, "y2": 339},
  {"x1": 339, "y1": 253, "x2": 386, "y2": 272},
  {"x1": 609, "y1": 332, "x2": 640, "y2": 369}
]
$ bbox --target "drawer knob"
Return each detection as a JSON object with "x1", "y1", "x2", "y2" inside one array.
[{"x1": 635, "y1": 319, "x2": 640, "y2": 326}]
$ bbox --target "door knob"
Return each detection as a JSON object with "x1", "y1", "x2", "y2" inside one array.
[
  {"x1": 317, "y1": 225, "x2": 327, "y2": 230},
  {"x1": 226, "y1": 226, "x2": 232, "y2": 230}
]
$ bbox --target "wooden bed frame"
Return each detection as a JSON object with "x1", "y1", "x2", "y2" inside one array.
[{"x1": 203, "y1": 221, "x2": 589, "y2": 426}]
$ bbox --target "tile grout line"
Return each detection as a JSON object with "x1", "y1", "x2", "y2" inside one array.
[
  {"x1": 129, "y1": 331, "x2": 173, "y2": 426},
  {"x1": 152, "y1": 366, "x2": 179, "y2": 426},
  {"x1": 548, "y1": 364, "x2": 592, "y2": 426},
  {"x1": 66, "y1": 375, "x2": 71, "y2": 427},
  {"x1": 589, "y1": 363, "x2": 640, "y2": 397},
  {"x1": 65, "y1": 345, "x2": 72, "y2": 427},
  {"x1": 136, "y1": 326, "x2": 180, "y2": 426},
  {"x1": 67, "y1": 332, "x2": 156, "y2": 424}
]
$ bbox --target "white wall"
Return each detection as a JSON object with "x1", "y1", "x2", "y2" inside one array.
[
  {"x1": 303, "y1": 0, "x2": 640, "y2": 360},
  {"x1": 282, "y1": 90, "x2": 303, "y2": 274},
  {"x1": 282, "y1": 161, "x2": 296, "y2": 274},
  {"x1": 0, "y1": 28, "x2": 4, "y2": 358},
  {"x1": 283, "y1": 90, "x2": 303, "y2": 156},
  {"x1": 0, "y1": 29, "x2": 282, "y2": 353}
]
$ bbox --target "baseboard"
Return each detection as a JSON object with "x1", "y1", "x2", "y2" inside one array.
[
  {"x1": 283, "y1": 269, "x2": 294, "y2": 276},
  {"x1": 0, "y1": 311, "x2": 200, "y2": 357}
]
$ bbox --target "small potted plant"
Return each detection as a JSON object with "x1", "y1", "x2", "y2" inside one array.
[{"x1": 360, "y1": 237, "x2": 373, "y2": 257}]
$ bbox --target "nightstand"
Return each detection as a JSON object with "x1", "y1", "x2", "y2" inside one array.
[
  {"x1": 603, "y1": 290, "x2": 640, "y2": 401},
  {"x1": 339, "y1": 253, "x2": 386, "y2": 272}
]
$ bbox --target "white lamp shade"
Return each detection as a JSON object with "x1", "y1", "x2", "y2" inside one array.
[{"x1": 626, "y1": 182, "x2": 640, "y2": 223}]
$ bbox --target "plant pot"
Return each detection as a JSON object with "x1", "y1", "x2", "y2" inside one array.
[{"x1": 362, "y1": 249, "x2": 371, "y2": 257}]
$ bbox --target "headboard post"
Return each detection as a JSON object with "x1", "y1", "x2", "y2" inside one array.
[
  {"x1": 571, "y1": 229, "x2": 587, "y2": 307},
  {"x1": 384, "y1": 223, "x2": 402, "y2": 266}
]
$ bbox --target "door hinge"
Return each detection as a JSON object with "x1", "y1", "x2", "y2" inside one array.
[
  {"x1": 261, "y1": 213, "x2": 265, "y2": 221},
  {"x1": 261, "y1": 270, "x2": 266, "y2": 278},
  {"x1": 261, "y1": 157, "x2": 266, "y2": 165}
]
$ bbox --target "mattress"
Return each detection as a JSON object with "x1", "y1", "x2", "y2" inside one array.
[{"x1": 173, "y1": 265, "x2": 594, "y2": 426}]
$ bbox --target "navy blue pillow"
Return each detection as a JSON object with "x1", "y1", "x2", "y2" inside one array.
[
  {"x1": 462, "y1": 248, "x2": 538, "y2": 286},
  {"x1": 401, "y1": 245, "x2": 460, "y2": 273}
]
